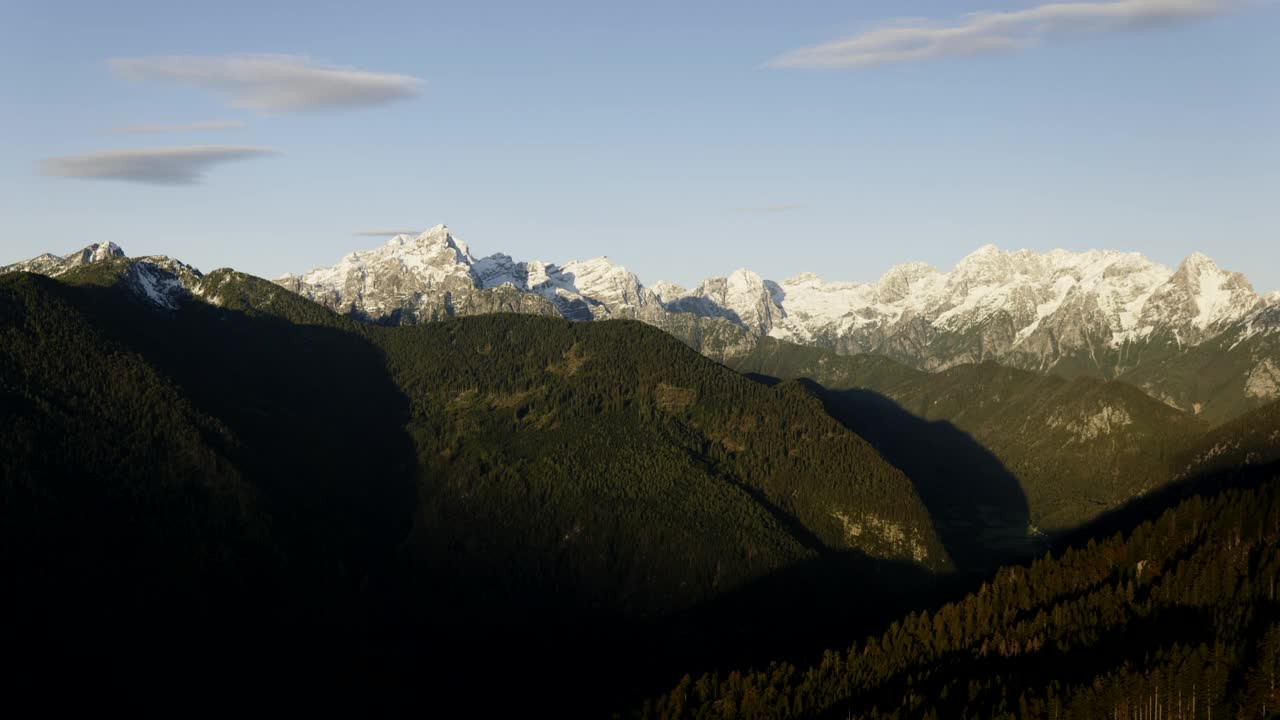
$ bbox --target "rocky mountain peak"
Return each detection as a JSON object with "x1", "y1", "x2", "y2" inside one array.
[
  {"x1": 61, "y1": 241, "x2": 127, "y2": 268},
  {"x1": 876, "y1": 262, "x2": 940, "y2": 304},
  {"x1": 1179, "y1": 251, "x2": 1217, "y2": 271},
  {"x1": 1, "y1": 242, "x2": 128, "y2": 278},
  {"x1": 387, "y1": 225, "x2": 474, "y2": 264},
  {"x1": 950, "y1": 244, "x2": 1026, "y2": 292},
  {"x1": 693, "y1": 269, "x2": 783, "y2": 334},
  {"x1": 967, "y1": 243, "x2": 1002, "y2": 258},
  {"x1": 650, "y1": 280, "x2": 687, "y2": 304},
  {"x1": 556, "y1": 257, "x2": 651, "y2": 310},
  {"x1": 1142, "y1": 252, "x2": 1261, "y2": 335},
  {"x1": 83, "y1": 242, "x2": 126, "y2": 263}
]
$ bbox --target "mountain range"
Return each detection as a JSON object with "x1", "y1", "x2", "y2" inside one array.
[
  {"x1": 5, "y1": 235, "x2": 1278, "y2": 549},
  {"x1": 10, "y1": 235, "x2": 1280, "y2": 538},
  {"x1": 270, "y1": 225, "x2": 1280, "y2": 423},
  {"x1": 12, "y1": 230, "x2": 1277, "y2": 420},
  {"x1": 0, "y1": 261, "x2": 951, "y2": 713},
  {"x1": 4, "y1": 239, "x2": 1280, "y2": 716}
]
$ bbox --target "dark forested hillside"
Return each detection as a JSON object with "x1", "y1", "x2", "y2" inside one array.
[
  {"x1": 726, "y1": 338, "x2": 1208, "y2": 567},
  {"x1": 639, "y1": 465, "x2": 1280, "y2": 719},
  {"x1": 1117, "y1": 311, "x2": 1280, "y2": 427},
  {"x1": 0, "y1": 269, "x2": 944, "y2": 713},
  {"x1": 7, "y1": 263, "x2": 1280, "y2": 717},
  {"x1": 0, "y1": 270, "x2": 418, "y2": 693}
]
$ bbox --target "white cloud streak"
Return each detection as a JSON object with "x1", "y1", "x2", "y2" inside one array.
[
  {"x1": 41, "y1": 146, "x2": 279, "y2": 185},
  {"x1": 353, "y1": 229, "x2": 421, "y2": 237},
  {"x1": 768, "y1": 0, "x2": 1239, "y2": 69},
  {"x1": 110, "y1": 120, "x2": 247, "y2": 134},
  {"x1": 109, "y1": 54, "x2": 423, "y2": 112}
]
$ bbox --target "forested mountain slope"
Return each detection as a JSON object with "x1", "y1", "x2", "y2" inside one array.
[
  {"x1": 728, "y1": 338, "x2": 1208, "y2": 555},
  {"x1": 1, "y1": 244, "x2": 1260, "y2": 565},
  {"x1": 640, "y1": 459, "x2": 1280, "y2": 719},
  {"x1": 0, "y1": 268, "x2": 946, "y2": 713},
  {"x1": 1119, "y1": 303, "x2": 1280, "y2": 425}
]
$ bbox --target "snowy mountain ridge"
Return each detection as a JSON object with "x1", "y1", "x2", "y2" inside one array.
[
  {"x1": 1, "y1": 241, "x2": 125, "y2": 277},
  {"x1": 277, "y1": 225, "x2": 662, "y2": 323},
  {"x1": 747, "y1": 244, "x2": 1265, "y2": 361},
  {"x1": 270, "y1": 226, "x2": 1273, "y2": 377},
  {"x1": 4, "y1": 228, "x2": 1278, "y2": 416}
]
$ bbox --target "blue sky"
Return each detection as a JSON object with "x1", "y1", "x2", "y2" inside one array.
[{"x1": 2, "y1": 0, "x2": 1278, "y2": 291}]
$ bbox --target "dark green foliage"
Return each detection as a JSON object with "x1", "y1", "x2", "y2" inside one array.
[
  {"x1": 8, "y1": 264, "x2": 1279, "y2": 717},
  {"x1": 1118, "y1": 320, "x2": 1280, "y2": 426},
  {"x1": 801, "y1": 382, "x2": 1036, "y2": 574},
  {"x1": 1177, "y1": 398, "x2": 1280, "y2": 479},
  {"x1": 0, "y1": 270, "x2": 945, "y2": 713},
  {"x1": 639, "y1": 466, "x2": 1280, "y2": 719},
  {"x1": 0, "y1": 273, "x2": 287, "y2": 684},
  {"x1": 728, "y1": 338, "x2": 1207, "y2": 536},
  {"x1": 375, "y1": 315, "x2": 948, "y2": 602}
]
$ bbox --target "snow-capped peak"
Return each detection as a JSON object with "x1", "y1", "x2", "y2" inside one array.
[
  {"x1": 1138, "y1": 252, "x2": 1261, "y2": 335},
  {"x1": 967, "y1": 243, "x2": 1001, "y2": 257},
  {"x1": 64, "y1": 241, "x2": 126, "y2": 266},
  {"x1": 284, "y1": 225, "x2": 482, "y2": 317},
  {"x1": 384, "y1": 225, "x2": 474, "y2": 263},
  {"x1": 87, "y1": 242, "x2": 125, "y2": 262},
  {"x1": 1180, "y1": 251, "x2": 1216, "y2": 270},
  {"x1": 558, "y1": 256, "x2": 647, "y2": 308},
  {"x1": 662, "y1": 268, "x2": 784, "y2": 334},
  {"x1": 650, "y1": 280, "x2": 687, "y2": 304},
  {"x1": 876, "y1": 262, "x2": 941, "y2": 304},
  {"x1": 0, "y1": 242, "x2": 128, "y2": 278}
]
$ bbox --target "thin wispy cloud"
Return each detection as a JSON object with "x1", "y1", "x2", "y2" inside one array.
[
  {"x1": 111, "y1": 119, "x2": 247, "y2": 134},
  {"x1": 41, "y1": 146, "x2": 279, "y2": 185},
  {"x1": 353, "y1": 229, "x2": 421, "y2": 237},
  {"x1": 109, "y1": 54, "x2": 423, "y2": 112},
  {"x1": 768, "y1": 0, "x2": 1240, "y2": 69},
  {"x1": 734, "y1": 204, "x2": 809, "y2": 215}
]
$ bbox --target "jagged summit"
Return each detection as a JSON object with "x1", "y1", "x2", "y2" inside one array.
[
  {"x1": 264, "y1": 229, "x2": 1271, "y2": 384},
  {"x1": 275, "y1": 226, "x2": 659, "y2": 323},
  {"x1": 1140, "y1": 251, "x2": 1260, "y2": 339},
  {"x1": 397, "y1": 224, "x2": 470, "y2": 255},
  {"x1": 1179, "y1": 250, "x2": 1217, "y2": 269},
  {"x1": 83, "y1": 241, "x2": 125, "y2": 263},
  {"x1": 1, "y1": 242, "x2": 127, "y2": 277},
  {"x1": 961, "y1": 243, "x2": 1001, "y2": 259}
]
